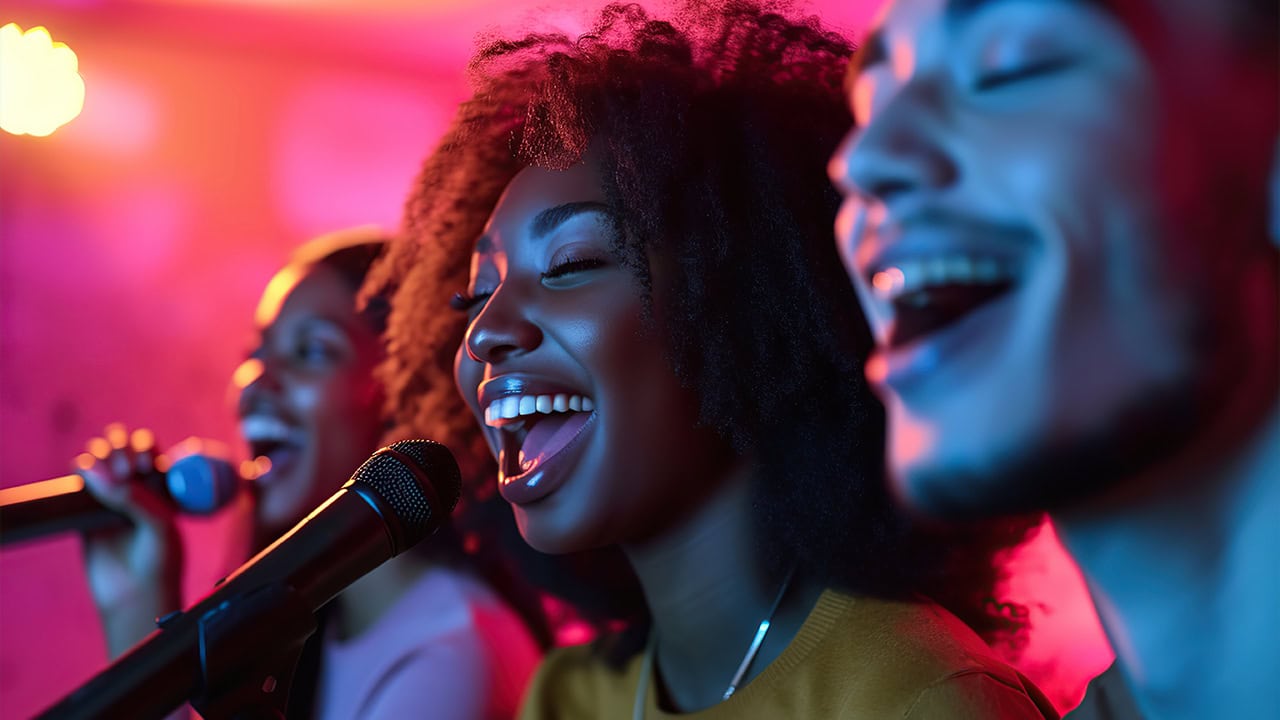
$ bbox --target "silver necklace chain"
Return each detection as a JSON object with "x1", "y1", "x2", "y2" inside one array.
[{"x1": 632, "y1": 567, "x2": 796, "y2": 720}]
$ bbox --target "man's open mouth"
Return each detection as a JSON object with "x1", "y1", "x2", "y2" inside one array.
[{"x1": 869, "y1": 255, "x2": 1019, "y2": 349}]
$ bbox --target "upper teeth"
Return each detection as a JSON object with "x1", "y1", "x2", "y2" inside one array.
[
  {"x1": 240, "y1": 415, "x2": 294, "y2": 442},
  {"x1": 871, "y1": 256, "x2": 1013, "y2": 302},
  {"x1": 484, "y1": 394, "x2": 594, "y2": 427}
]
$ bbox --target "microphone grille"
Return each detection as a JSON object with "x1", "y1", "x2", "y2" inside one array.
[
  {"x1": 167, "y1": 454, "x2": 240, "y2": 515},
  {"x1": 350, "y1": 439, "x2": 462, "y2": 550}
]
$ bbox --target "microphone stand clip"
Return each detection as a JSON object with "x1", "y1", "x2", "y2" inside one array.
[{"x1": 190, "y1": 581, "x2": 317, "y2": 720}]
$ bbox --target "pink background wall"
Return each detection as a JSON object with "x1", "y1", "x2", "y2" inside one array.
[{"x1": 0, "y1": 1, "x2": 1110, "y2": 716}]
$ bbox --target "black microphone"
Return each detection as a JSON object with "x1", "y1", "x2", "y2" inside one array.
[
  {"x1": 37, "y1": 438, "x2": 462, "y2": 720},
  {"x1": 0, "y1": 453, "x2": 240, "y2": 546}
]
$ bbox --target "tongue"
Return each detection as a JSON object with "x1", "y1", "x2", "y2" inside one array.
[{"x1": 519, "y1": 412, "x2": 592, "y2": 472}]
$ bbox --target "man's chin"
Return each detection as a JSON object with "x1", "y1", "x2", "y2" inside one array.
[{"x1": 886, "y1": 425, "x2": 1081, "y2": 521}]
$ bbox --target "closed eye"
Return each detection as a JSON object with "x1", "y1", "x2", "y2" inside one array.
[
  {"x1": 974, "y1": 56, "x2": 1076, "y2": 91},
  {"x1": 450, "y1": 290, "x2": 493, "y2": 314},
  {"x1": 542, "y1": 257, "x2": 608, "y2": 280}
]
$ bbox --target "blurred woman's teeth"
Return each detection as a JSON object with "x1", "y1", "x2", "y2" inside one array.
[
  {"x1": 240, "y1": 415, "x2": 293, "y2": 442},
  {"x1": 484, "y1": 394, "x2": 594, "y2": 427},
  {"x1": 871, "y1": 255, "x2": 1012, "y2": 302}
]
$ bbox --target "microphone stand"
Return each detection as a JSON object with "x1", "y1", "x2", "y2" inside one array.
[{"x1": 39, "y1": 581, "x2": 319, "y2": 720}]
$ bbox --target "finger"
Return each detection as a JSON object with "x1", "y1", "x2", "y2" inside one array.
[
  {"x1": 77, "y1": 447, "x2": 172, "y2": 527},
  {"x1": 131, "y1": 428, "x2": 157, "y2": 475},
  {"x1": 86, "y1": 436, "x2": 112, "y2": 462},
  {"x1": 105, "y1": 423, "x2": 129, "y2": 450},
  {"x1": 100, "y1": 423, "x2": 134, "y2": 478},
  {"x1": 76, "y1": 453, "x2": 129, "y2": 509}
]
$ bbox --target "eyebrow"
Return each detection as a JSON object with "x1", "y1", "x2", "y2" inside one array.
[
  {"x1": 531, "y1": 201, "x2": 614, "y2": 239},
  {"x1": 471, "y1": 201, "x2": 617, "y2": 255}
]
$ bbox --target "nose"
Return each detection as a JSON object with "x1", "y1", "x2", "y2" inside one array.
[
  {"x1": 829, "y1": 82, "x2": 956, "y2": 206},
  {"x1": 464, "y1": 288, "x2": 543, "y2": 365}
]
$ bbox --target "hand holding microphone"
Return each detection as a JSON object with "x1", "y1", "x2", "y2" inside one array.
[
  {"x1": 39, "y1": 438, "x2": 461, "y2": 720},
  {"x1": 22, "y1": 422, "x2": 240, "y2": 661}
]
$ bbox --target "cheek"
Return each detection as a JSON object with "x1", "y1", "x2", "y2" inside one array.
[
  {"x1": 453, "y1": 346, "x2": 499, "y2": 458},
  {"x1": 299, "y1": 373, "x2": 383, "y2": 437},
  {"x1": 598, "y1": 314, "x2": 711, "y2": 475}
]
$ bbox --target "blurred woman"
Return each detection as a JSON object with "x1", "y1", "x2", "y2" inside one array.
[
  {"x1": 77, "y1": 228, "x2": 542, "y2": 719},
  {"x1": 372, "y1": 3, "x2": 1057, "y2": 718}
]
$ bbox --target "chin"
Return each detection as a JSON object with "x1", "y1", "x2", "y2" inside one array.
[
  {"x1": 255, "y1": 482, "x2": 315, "y2": 533},
  {"x1": 511, "y1": 502, "x2": 611, "y2": 556},
  {"x1": 888, "y1": 423, "x2": 1044, "y2": 521}
]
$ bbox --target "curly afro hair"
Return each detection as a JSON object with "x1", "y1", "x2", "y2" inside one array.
[{"x1": 368, "y1": 0, "x2": 1038, "y2": 650}]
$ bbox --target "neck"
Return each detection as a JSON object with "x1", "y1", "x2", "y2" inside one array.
[
  {"x1": 1058, "y1": 404, "x2": 1280, "y2": 720},
  {"x1": 622, "y1": 465, "x2": 821, "y2": 713}
]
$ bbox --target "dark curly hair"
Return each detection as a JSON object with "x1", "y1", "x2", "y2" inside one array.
[{"x1": 369, "y1": 0, "x2": 1038, "y2": 651}]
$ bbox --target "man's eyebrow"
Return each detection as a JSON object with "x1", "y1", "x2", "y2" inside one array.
[
  {"x1": 531, "y1": 201, "x2": 614, "y2": 239},
  {"x1": 845, "y1": 30, "x2": 887, "y2": 94}
]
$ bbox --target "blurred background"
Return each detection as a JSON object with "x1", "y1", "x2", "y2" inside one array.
[{"x1": 0, "y1": 0, "x2": 1110, "y2": 716}]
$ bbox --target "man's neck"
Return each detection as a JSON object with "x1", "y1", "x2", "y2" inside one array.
[{"x1": 1058, "y1": 406, "x2": 1279, "y2": 720}]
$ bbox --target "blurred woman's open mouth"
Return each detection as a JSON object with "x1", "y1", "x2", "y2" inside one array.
[
  {"x1": 240, "y1": 415, "x2": 306, "y2": 484},
  {"x1": 480, "y1": 383, "x2": 598, "y2": 505}
]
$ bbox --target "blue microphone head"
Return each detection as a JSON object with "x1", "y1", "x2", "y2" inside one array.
[{"x1": 166, "y1": 454, "x2": 239, "y2": 514}]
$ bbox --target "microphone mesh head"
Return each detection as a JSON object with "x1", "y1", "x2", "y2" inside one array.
[
  {"x1": 350, "y1": 439, "x2": 462, "y2": 550},
  {"x1": 167, "y1": 454, "x2": 239, "y2": 515}
]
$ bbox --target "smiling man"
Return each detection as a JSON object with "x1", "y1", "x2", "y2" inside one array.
[{"x1": 828, "y1": 1, "x2": 1278, "y2": 718}]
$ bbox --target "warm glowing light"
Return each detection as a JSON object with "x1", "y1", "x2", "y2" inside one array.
[
  {"x1": 232, "y1": 358, "x2": 264, "y2": 390},
  {"x1": 130, "y1": 428, "x2": 156, "y2": 452},
  {"x1": 73, "y1": 452, "x2": 96, "y2": 471},
  {"x1": 105, "y1": 422, "x2": 128, "y2": 449},
  {"x1": 86, "y1": 437, "x2": 111, "y2": 460},
  {"x1": 0, "y1": 474, "x2": 84, "y2": 504},
  {"x1": 872, "y1": 267, "x2": 904, "y2": 295},
  {"x1": 240, "y1": 456, "x2": 272, "y2": 481},
  {"x1": 0, "y1": 23, "x2": 85, "y2": 137},
  {"x1": 255, "y1": 265, "x2": 306, "y2": 328}
]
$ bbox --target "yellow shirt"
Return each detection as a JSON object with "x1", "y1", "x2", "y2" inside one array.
[{"x1": 520, "y1": 590, "x2": 1059, "y2": 719}]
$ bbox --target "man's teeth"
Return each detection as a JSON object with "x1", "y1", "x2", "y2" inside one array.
[
  {"x1": 484, "y1": 394, "x2": 594, "y2": 426},
  {"x1": 240, "y1": 415, "x2": 294, "y2": 442},
  {"x1": 870, "y1": 256, "x2": 1012, "y2": 302}
]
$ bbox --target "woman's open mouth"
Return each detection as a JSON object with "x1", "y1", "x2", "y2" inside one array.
[
  {"x1": 240, "y1": 415, "x2": 306, "y2": 485},
  {"x1": 482, "y1": 391, "x2": 597, "y2": 505}
]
